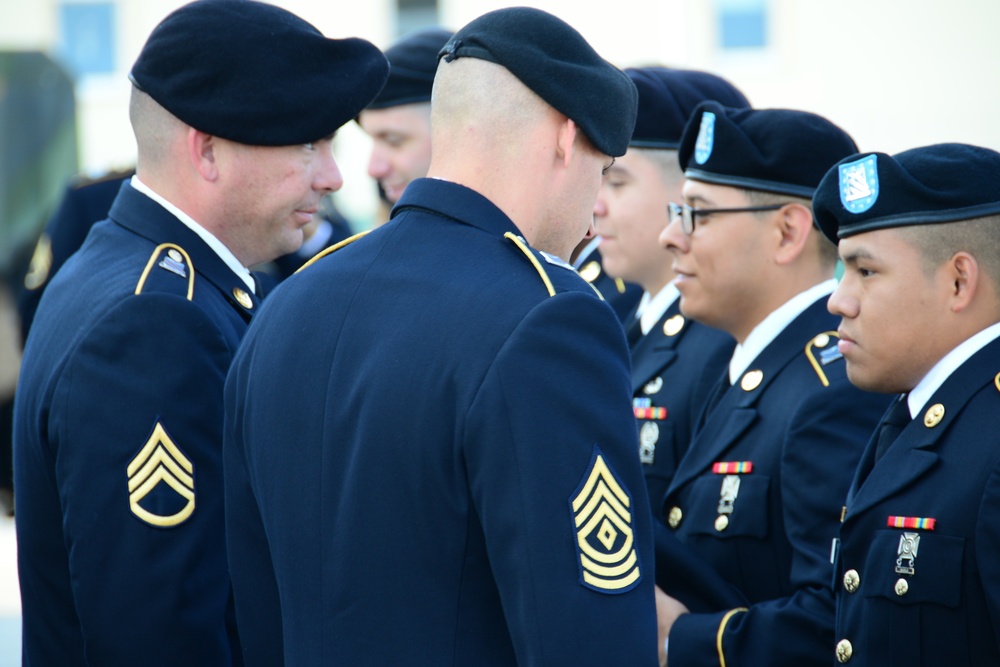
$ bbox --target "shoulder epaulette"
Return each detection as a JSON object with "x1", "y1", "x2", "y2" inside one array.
[
  {"x1": 504, "y1": 232, "x2": 605, "y2": 300},
  {"x1": 70, "y1": 166, "x2": 136, "y2": 189},
  {"x1": 135, "y1": 243, "x2": 195, "y2": 301},
  {"x1": 295, "y1": 230, "x2": 370, "y2": 275},
  {"x1": 504, "y1": 232, "x2": 555, "y2": 297},
  {"x1": 804, "y1": 331, "x2": 842, "y2": 387}
]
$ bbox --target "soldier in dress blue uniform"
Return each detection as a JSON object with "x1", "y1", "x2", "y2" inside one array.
[
  {"x1": 12, "y1": 2, "x2": 387, "y2": 664},
  {"x1": 815, "y1": 143, "x2": 1000, "y2": 666},
  {"x1": 224, "y1": 7, "x2": 659, "y2": 666},
  {"x1": 653, "y1": 103, "x2": 892, "y2": 665},
  {"x1": 595, "y1": 66, "x2": 747, "y2": 516}
]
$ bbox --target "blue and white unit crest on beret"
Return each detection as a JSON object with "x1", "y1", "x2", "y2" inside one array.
[
  {"x1": 694, "y1": 111, "x2": 716, "y2": 165},
  {"x1": 839, "y1": 154, "x2": 879, "y2": 213}
]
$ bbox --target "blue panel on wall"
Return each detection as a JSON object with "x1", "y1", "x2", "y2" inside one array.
[{"x1": 58, "y1": 3, "x2": 116, "y2": 77}]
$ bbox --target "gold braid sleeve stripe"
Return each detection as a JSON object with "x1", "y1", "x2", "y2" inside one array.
[{"x1": 716, "y1": 607, "x2": 748, "y2": 667}]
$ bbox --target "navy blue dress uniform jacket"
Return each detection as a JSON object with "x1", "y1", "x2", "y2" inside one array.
[
  {"x1": 631, "y1": 299, "x2": 735, "y2": 515},
  {"x1": 629, "y1": 300, "x2": 745, "y2": 614},
  {"x1": 833, "y1": 337, "x2": 1000, "y2": 666},
  {"x1": 659, "y1": 298, "x2": 891, "y2": 667},
  {"x1": 14, "y1": 182, "x2": 250, "y2": 665},
  {"x1": 223, "y1": 177, "x2": 659, "y2": 666}
]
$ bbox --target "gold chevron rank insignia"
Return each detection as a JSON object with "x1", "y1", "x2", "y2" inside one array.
[
  {"x1": 126, "y1": 422, "x2": 195, "y2": 527},
  {"x1": 570, "y1": 449, "x2": 641, "y2": 593}
]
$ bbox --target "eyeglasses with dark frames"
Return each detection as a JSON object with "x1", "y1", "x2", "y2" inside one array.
[{"x1": 667, "y1": 202, "x2": 788, "y2": 235}]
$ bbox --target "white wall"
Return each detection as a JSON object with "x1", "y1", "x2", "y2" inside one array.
[{"x1": 6, "y1": 0, "x2": 1000, "y2": 226}]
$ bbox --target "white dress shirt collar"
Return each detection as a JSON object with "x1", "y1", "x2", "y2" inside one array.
[
  {"x1": 906, "y1": 321, "x2": 1000, "y2": 418},
  {"x1": 130, "y1": 175, "x2": 255, "y2": 291},
  {"x1": 729, "y1": 279, "x2": 838, "y2": 384}
]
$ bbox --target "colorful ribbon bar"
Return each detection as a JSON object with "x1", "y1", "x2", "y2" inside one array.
[
  {"x1": 712, "y1": 462, "x2": 753, "y2": 474},
  {"x1": 887, "y1": 516, "x2": 936, "y2": 531},
  {"x1": 633, "y1": 397, "x2": 652, "y2": 409},
  {"x1": 633, "y1": 407, "x2": 667, "y2": 420}
]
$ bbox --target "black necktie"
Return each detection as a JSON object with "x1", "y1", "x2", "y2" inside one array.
[
  {"x1": 626, "y1": 316, "x2": 643, "y2": 347},
  {"x1": 875, "y1": 394, "x2": 911, "y2": 461},
  {"x1": 695, "y1": 368, "x2": 731, "y2": 433}
]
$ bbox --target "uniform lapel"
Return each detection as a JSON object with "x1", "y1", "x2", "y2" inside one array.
[
  {"x1": 630, "y1": 301, "x2": 685, "y2": 393},
  {"x1": 845, "y1": 339, "x2": 1000, "y2": 519},
  {"x1": 110, "y1": 182, "x2": 262, "y2": 320},
  {"x1": 667, "y1": 298, "x2": 832, "y2": 493}
]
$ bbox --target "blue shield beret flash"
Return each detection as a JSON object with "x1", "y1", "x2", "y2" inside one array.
[
  {"x1": 678, "y1": 101, "x2": 858, "y2": 198},
  {"x1": 813, "y1": 143, "x2": 1000, "y2": 241}
]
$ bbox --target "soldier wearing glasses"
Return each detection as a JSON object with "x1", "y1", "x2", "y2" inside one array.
[{"x1": 653, "y1": 102, "x2": 889, "y2": 666}]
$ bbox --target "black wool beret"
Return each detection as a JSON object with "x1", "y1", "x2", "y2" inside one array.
[
  {"x1": 367, "y1": 27, "x2": 453, "y2": 110},
  {"x1": 439, "y1": 6, "x2": 637, "y2": 157},
  {"x1": 130, "y1": 0, "x2": 389, "y2": 146},
  {"x1": 813, "y1": 143, "x2": 1000, "y2": 242},
  {"x1": 626, "y1": 67, "x2": 749, "y2": 149},
  {"x1": 678, "y1": 101, "x2": 858, "y2": 197}
]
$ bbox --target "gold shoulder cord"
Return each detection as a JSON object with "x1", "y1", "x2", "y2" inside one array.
[
  {"x1": 804, "y1": 331, "x2": 839, "y2": 388},
  {"x1": 135, "y1": 243, "x2": 195, "y2": 300},
  {"x1": 504, "y1": 232, "x2": 555, "y2": 297},
  {"x1": 295, "y1": 230, "x2": 370, "y2": 274}
]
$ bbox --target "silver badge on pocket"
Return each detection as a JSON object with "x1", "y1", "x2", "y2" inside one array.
[{"x1": 895, "y1": 532, "x2": 920, "y2": 575}]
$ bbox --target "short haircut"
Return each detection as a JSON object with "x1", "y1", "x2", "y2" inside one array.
[
  {"x1": 894, "y1": 214, "x2": 1000, "y2": 290},
  {"x1": 742, "y1": 189, "x2": 839, "y2": 267}
]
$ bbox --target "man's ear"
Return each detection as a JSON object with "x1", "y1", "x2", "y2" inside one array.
[
  {"x1": 555, "y1": 118, "x2": 579, "y2": 169},
  {"x1": 947, "y1": 251, "x2": 980, "y2": 313},
  {"x1": 188, "y1": 128, "x2": 219, "y2": 181},
  {"x1": 773, "y1": 203, "x2": 815, "y2": 265}
]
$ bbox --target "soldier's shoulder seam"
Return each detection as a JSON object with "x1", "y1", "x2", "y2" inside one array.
[
  {"x1": 294, "y1": 230, "x2": 369, "y2": 274},
  {"x1": 504, "y1": 232, "x2": 556, "y2": 297},
  {"x1": 504, "y1": 232, "x2": 603, "y2": 300},
  {"x1": 70, "y1": 167, "x2": 135, "y2": 189}
]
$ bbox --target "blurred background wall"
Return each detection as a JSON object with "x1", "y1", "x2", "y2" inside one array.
[{"x1": 2, "y1": 0, "x2": 999, "y2": 261}]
